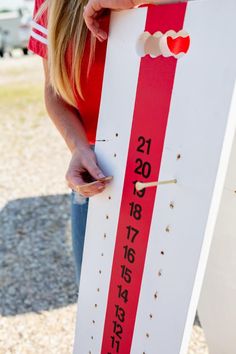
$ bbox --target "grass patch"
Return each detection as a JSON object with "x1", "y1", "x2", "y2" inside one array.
[
  {"x1": 0, "y1": 83, "x2": 46, "y2": 126},
  {"x1": 0, "y1": 84, "x2": 43, "y2": 108}
]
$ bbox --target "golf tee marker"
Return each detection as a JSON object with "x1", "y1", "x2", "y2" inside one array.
[
  {"x1": 135, "y1": 179, "x2": 177, "y2": 191},
  {"x1": 74, "y1": 1, "x2": 236, "y2": 354}
]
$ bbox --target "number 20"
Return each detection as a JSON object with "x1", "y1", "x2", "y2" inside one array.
[{"x1": 135, "y1": 158, "x2": 151, "y2": 179}]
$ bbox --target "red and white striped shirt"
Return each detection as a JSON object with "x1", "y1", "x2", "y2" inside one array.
[{"x1": 28, "y1": 0, "x2": 110, "y2": 144}]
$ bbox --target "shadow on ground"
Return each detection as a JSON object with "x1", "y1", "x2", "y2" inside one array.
[
  {"x1": 0, "y1": 193, "x2": 201, "y2": 326},
  {"x1": 0, "y1": 194, "x2": 78, "y2": 316}
]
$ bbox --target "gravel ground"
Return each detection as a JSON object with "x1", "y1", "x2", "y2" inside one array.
[{"x1": 0, "y1": 54, "x2": 209, "y2": 354}]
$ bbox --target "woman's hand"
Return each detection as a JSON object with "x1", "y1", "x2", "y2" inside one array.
[
  {"x1": 83, "y1": 0, "x2": 149, "y2": 42},
  {"x1": 66, "y1": 147, "x2": 109, "y2": 197},
  {"x1": 42, "y1": 60, "x2": 110, "y2": 198}
]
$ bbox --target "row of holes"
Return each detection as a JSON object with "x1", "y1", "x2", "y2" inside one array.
[
  {"x1": 143, "y1": 157, "x2": 179, "y2": 345},
  {"x1": 89, "y1": 149, "x2": 180, "y2": 352},
  {"x1": 89, "y1": 200, "x2": 176, "y2": 348},
  {"x1": 114, "y1": 153, "x2": 181, "y2": 160}
]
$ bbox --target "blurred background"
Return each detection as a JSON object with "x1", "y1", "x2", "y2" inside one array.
[
  {"x1": 0, "y1": 0, "x2": 34, "y2": 58},
  {"x1": 0, "y1": 1, "x2": 79, "y2": 353},
  {"x1": 0, "y1": 1, "x2": 209, "y2": 353}
]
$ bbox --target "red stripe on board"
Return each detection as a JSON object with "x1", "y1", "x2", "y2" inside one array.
[{"x1": 101, "y1": 4, "x2": 187, "y2": 354}]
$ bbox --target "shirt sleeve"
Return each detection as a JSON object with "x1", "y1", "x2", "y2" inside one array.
[{"x1": 28, "y1": 0, "x2": 48, "y2": 59}]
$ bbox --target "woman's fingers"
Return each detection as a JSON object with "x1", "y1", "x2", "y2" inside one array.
[
  {"x1": 76, "y1": 176, "x2": 112, "y2": 195},
  {"x1": 76, "y1": 181, "x2": 106, "y2": 197},
  {"x1": 84, "y1": 9, "x2": 107, "y2": 41},
  {"x1": 76, "y1": 181, "x2": 105, "y2": 194},
  {"x1": 85, "y1": 160, "x2": 105, "y2": 180},
  {"x1": 83, "y1": 0, "x2": 138, "y2": 41},
  {"x1": 67, "y1": 173, "x2": 106, "y2": 196},
  {"x1": 66, "y1": 146, "x2": 112, "y2": 197},
  {"x1": 77, "y1": 176, "x2": 113, "y2": 196},
  {"x1": 66, "y1": 167, "x2": 110, "y2": 197}
]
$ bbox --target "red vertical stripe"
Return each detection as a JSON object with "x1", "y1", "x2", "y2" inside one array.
[{"x1": 101, "y1": 4, "x2": 187, "y2": 354}]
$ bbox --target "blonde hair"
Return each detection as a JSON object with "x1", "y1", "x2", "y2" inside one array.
[{"x1": 36, "y1": 0, "x2": 96, "y2": 106}]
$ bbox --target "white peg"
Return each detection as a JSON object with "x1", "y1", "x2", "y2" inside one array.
[{"x1": 135, "y1": 179, "x2": 177, "y2": 191}]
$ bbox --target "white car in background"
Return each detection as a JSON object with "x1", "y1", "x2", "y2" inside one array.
[
  {"x1": 19, "y1": 11, "x2": 32, "y2": 54},
  {"x1": 0, "y1": 0, "x2": 33, "y2": 56}
]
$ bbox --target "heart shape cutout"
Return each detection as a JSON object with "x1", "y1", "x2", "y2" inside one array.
[{"x1": 167, "y1": 35, "x2": 190, "y2": 55}]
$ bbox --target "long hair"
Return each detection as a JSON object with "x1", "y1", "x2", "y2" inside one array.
[{"x1": 36, "y1": 0, "x2": 96, "y2": 106}]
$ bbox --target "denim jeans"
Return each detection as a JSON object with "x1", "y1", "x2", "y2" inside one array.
[
  {"x1": 71, "y1": 191, "x2": 89, "y2": 286},
  {"x1": 70, "y1": 144, "x2": 94, "y2": 286}
]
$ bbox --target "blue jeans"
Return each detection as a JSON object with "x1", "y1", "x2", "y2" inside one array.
[
  {"x1": 70, "y1": 144, "x2": 94, "y2": 286},
  {"x1": 71, "y1": 191, "x2": 89, "y2": 286}
]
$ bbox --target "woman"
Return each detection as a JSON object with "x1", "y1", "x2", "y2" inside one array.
[{"x1": 29, "y1": 0, "x2": 146, "y2": 287}]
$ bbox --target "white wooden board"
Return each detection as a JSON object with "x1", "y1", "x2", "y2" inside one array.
[
  {"x1": 74, "y1": 1, "x2": 236, "y2": 353},
  {"x1": 199, "y1": 128, "x2": 236, "y2": 354}
]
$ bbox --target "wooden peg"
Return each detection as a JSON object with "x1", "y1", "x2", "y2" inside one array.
[
  {"x1": 75, "y1": 176, "x2": 113, "y2": 193},
  {"x1": 135, "y1": 179, "x2": 177, "y2": 191}
]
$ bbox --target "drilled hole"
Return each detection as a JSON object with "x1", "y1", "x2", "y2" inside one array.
[
  {"x1": 101, "y1": 253, "x2": 104, "y2": 257},
  {"x1": 91, "y1": 336, "x2": 94, "y2": 340},
  {"x1": 146, "y1": 333, "x2": 150, "y2": 338},
  {"x1": 99, "y1": 270, "x2": 102, "y2": 274},
  {"x1": 92, "y1": 320, "x2": 95, "y2": 324},
  {"x1": 104, "y1": 233, "x2": 107, "y2": 239},
  {"x1": 158, "y1": 269, "x2": 163, "y2": 277},
  {"x1": 149, "y1": 313, "x2": 153, "y2": 319},
  {"x1": 169, "y1": 201, "x2": 175, "y2": 209},
  {"x1": 115, "y1": 133, "x2": 119, "y2": 137},
  {"x1": 165, "y1": 225, "x2": 170, "y2": 232},
  {"x1": 114, "y1": 153, "x2": 117, "y2": 157},
  {"x1": 95, "y1": 304, "x2": 98, "y2": 308},
  {"x1": 154, "y1": 291, "x2": 158, "y2": 299},
  {"x1": 108, "y1": 196, "x2": 111, "y2": 200},
  {"x1": 161, "y1": 251, "x2": 164, "y2": 255},
  {"x1": 177, "y1": 153, "x2": 181, "y2": 160},
  {"x1": 97, "y1": 288, "x2": 100, "y2": 292}
]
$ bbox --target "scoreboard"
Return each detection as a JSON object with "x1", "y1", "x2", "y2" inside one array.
[{"x1": 74, "y1": 1, "x2": 236, "y2": 353}]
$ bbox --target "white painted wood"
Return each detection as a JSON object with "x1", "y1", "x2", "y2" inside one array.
[
  {"x1": 74, "y1": 1, "x2": 236, "y2": 354},
  {"x1": 131, "y1": 1, "x2": 236, "y2": 353},
  {"x1": 73, "y1": 8, "x2": 148, "y2": 354},
  {"x1": 198, "y1": 128, "x2": 236, "y2": 354}
]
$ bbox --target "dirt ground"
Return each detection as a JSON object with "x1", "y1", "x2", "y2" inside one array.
[{"x1": 0, "y1": 54, "x2": 209, "y2": 354}]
